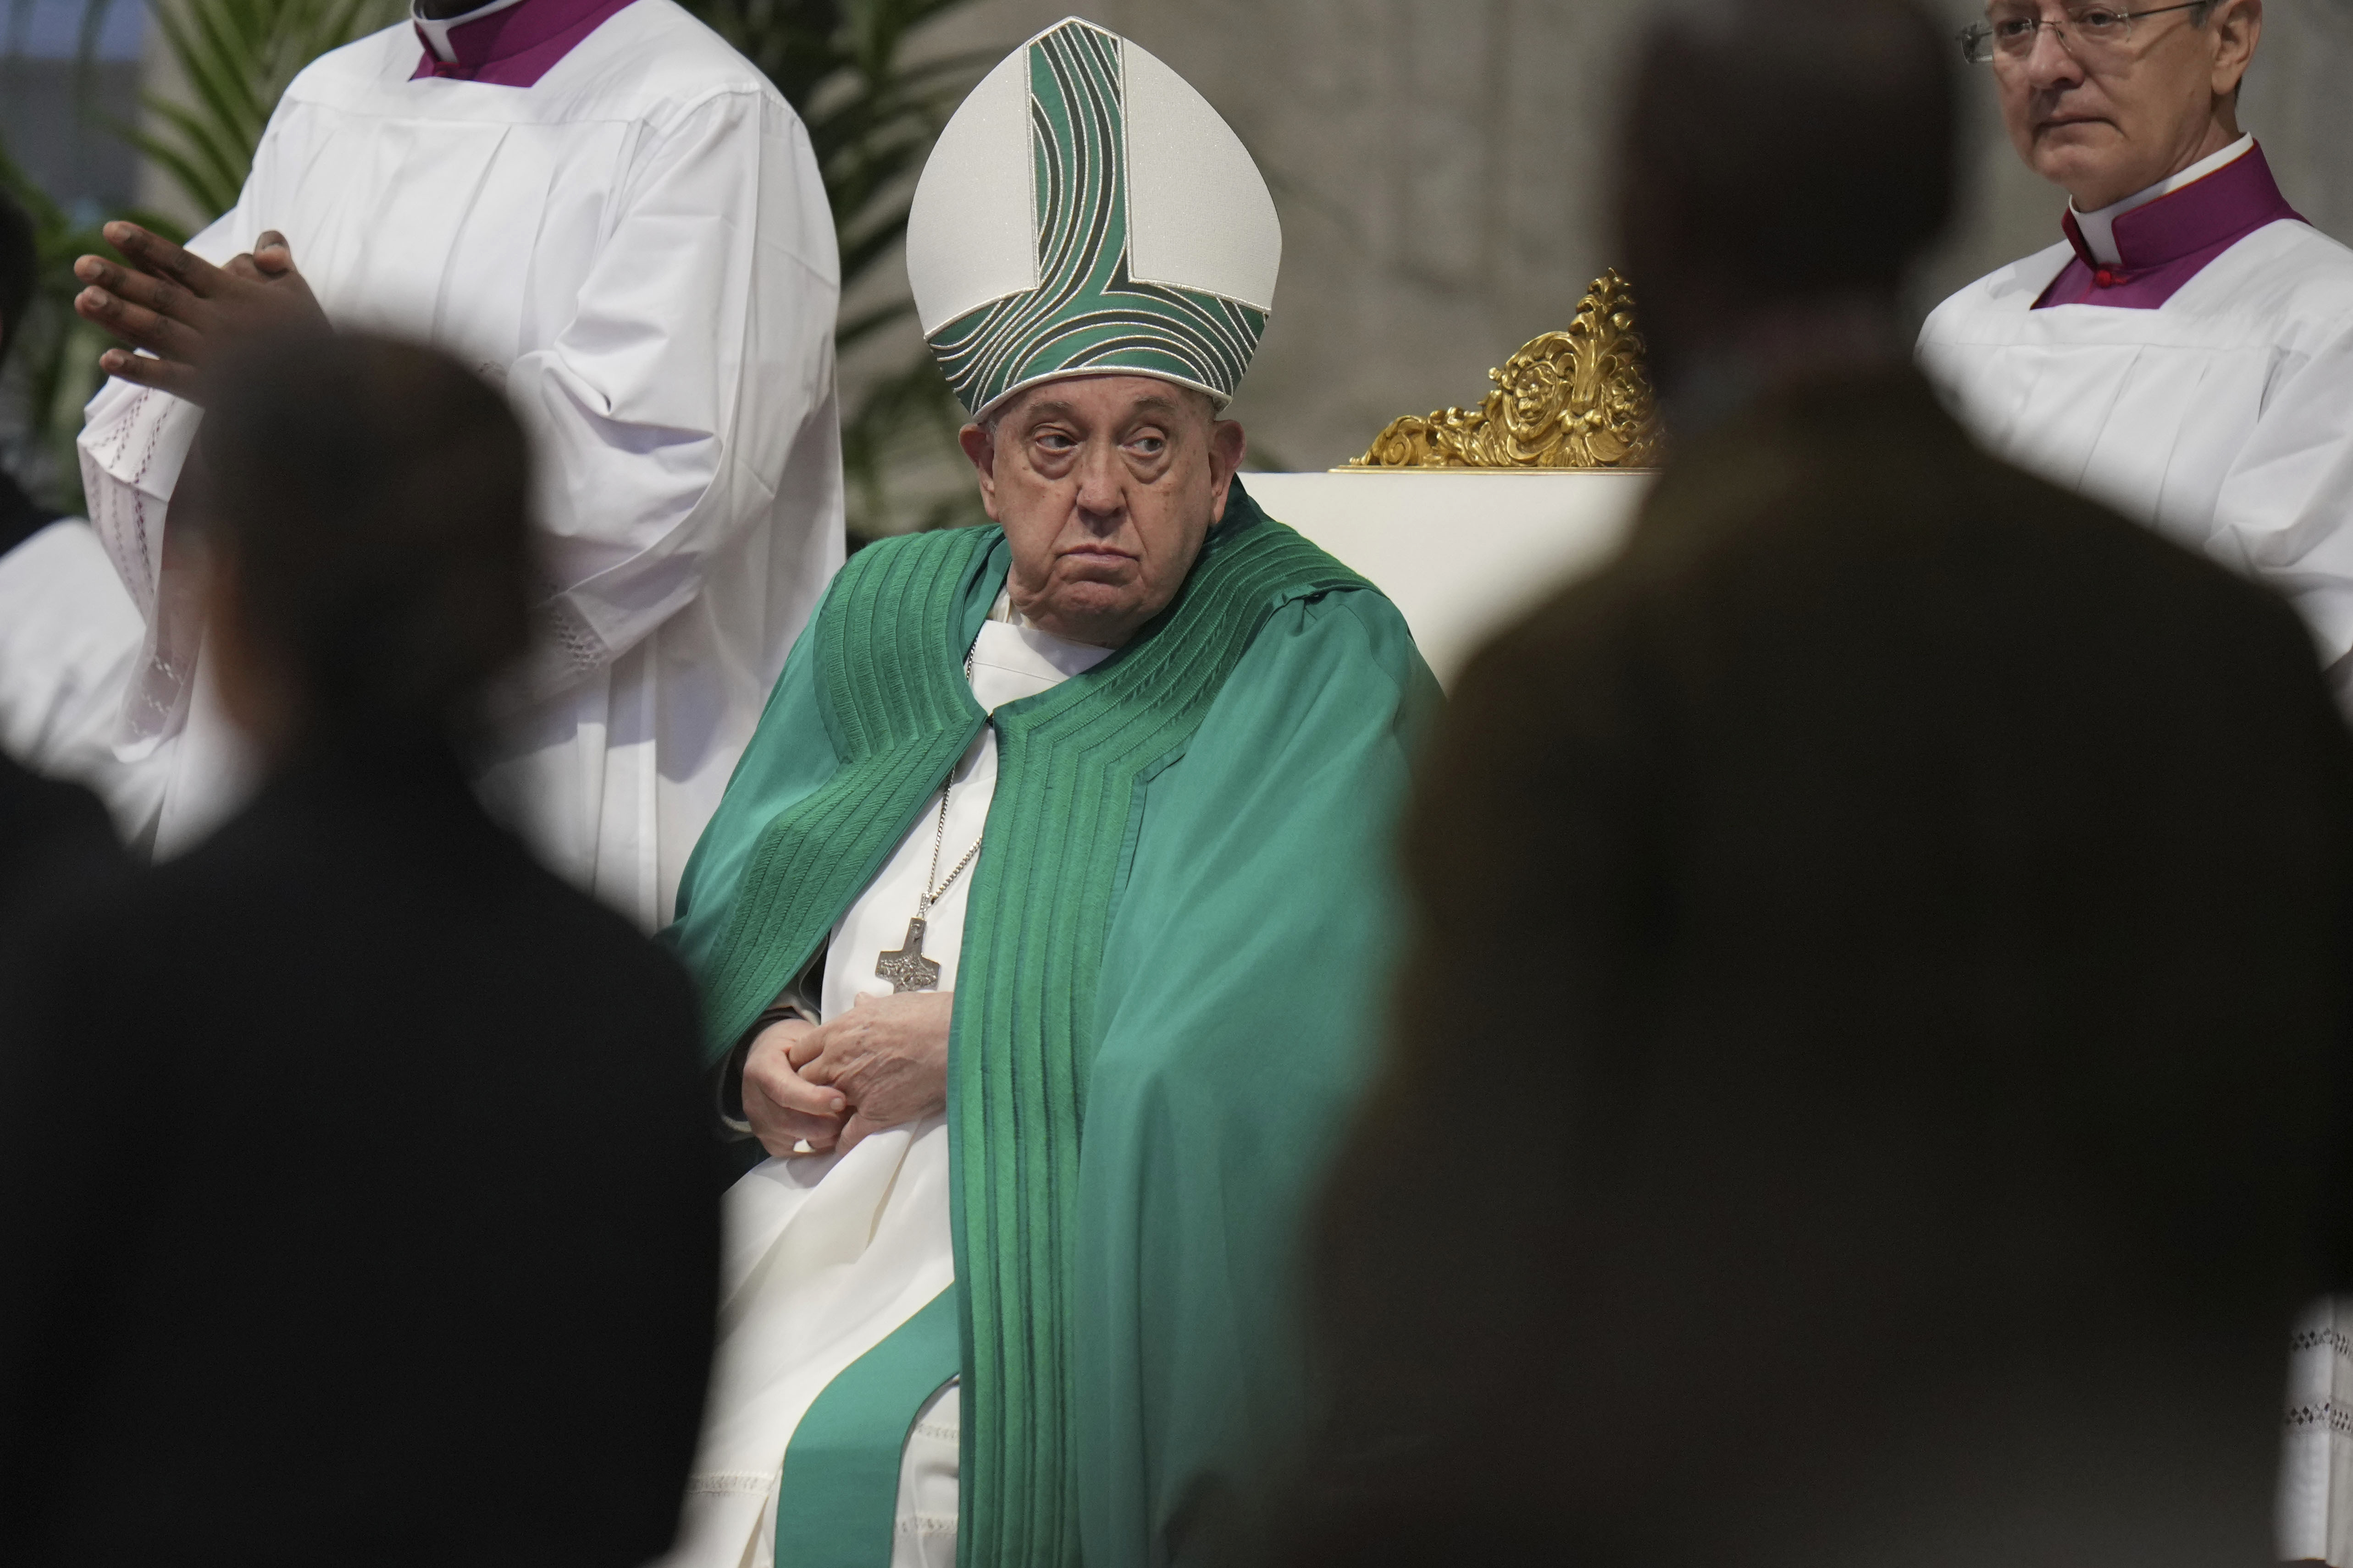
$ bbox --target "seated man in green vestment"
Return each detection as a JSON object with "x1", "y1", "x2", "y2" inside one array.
[{"x1": 654, "y1": 20, "x2": 1437, "y2": 1568}]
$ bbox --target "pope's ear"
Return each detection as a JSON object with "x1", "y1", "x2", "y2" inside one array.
[
  {"x1": 1210, "y1": 418, "x2": 1245, "y2": 476},
  {"x1": 1203, "y1": 418, "x2": 1244, "y2": 525},
  {"x1": 958, "y1": 422, "x2": 1001, "y2": 521},
  {"x1": 1208, "y1": 418, "x2": 1245, "y2": 503}
]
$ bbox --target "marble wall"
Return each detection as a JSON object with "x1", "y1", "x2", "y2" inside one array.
[{"x1": 889, "y1": 0, "x2": 2353, "y2": 477}]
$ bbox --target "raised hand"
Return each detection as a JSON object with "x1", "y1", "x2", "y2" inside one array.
[{"x1": 74, "y1": 222, "x2": 329, "y2": 402}]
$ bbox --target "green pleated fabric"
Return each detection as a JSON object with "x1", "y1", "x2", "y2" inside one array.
[
  {"x1": 945, "y1": 510, "x2": 1367, "y2": 1567},
  {"x1": 690, "y1": 525, "x2": 998, "y2": 1062},
  {"x1": 665, "y1": 481, "x2": 1434, "y2": 1568}
]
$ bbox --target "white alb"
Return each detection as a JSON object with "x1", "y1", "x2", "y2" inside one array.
[{"x1": 74, "y1": 0, "x2": 845, "y2": 925}]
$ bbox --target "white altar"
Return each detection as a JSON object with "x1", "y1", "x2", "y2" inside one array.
[
  {"x1": 1248, "y1": 271, "x2": 1661, "y2": 686},
  {"x1": 1249, "y1": 470, "x2": 1653, "y2": 688}
]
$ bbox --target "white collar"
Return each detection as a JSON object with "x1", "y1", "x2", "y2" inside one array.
[
  {"x1": 412, "y1": 0, "x2": 530, "y2": 63},
  {"x1": 2070, "y1": 133, "x2": 2254, "y2": 265},
  {"x1": 982, "y1": 585, "x2": 1116, "y2": 660},
  {"x1": 985, "y1": 585, "x2": 1030, "y2": 629},
  {"x1": 970, "y1": 587, "x2": 1113, "y2": 709}
]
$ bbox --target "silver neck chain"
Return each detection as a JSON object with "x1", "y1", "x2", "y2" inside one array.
[{"x1": 919, "y1": 646, "x2": 985, "y2": 916}]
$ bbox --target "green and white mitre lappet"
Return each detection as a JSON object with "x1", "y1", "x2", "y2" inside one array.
[
  {"x1": 659, "y1": 18, "x2": 1434, "y2": 1568},
  {"x1": 905, "y1": 14, "x2": 1280, "y2": 417}
]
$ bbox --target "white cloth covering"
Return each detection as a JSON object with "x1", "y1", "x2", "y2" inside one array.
[
  {"x1": 664, "y1": 604, "x2": 1109, "y2": 1568},
  {"x1": 1916, "y1": 199, "x2": 2353, "y2": 714},
  {"x1": 74, "y1": 0, "x2": 845, "y2": 926},
  {"x1": 0, "y1": 519, "x2": 170, "y2": 841}
]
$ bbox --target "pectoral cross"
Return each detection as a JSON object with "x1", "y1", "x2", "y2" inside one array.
[{"x1": 876, "y1": 917, "x2": 942, "y2": 993}]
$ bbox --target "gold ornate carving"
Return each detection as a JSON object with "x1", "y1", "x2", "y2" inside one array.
[{"x1": 1348, "y1": 270, "x2": 1661, "y2": 470}]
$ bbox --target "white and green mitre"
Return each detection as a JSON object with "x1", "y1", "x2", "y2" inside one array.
[{"x1": 905, "y1": 16, "x2": 1281, "y2": 418}]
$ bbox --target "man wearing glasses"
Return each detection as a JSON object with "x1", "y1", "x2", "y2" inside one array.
[
  {"x1": 1919, "y1": 1, "x2": 2353, "y2": 701},
  {"x1": 1922, "y1": 4, "x2": 2353, "y2": 1561}
]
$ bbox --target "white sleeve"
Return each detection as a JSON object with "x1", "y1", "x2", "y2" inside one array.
[
  {"x1": 504, "y1": 86, "x2": 840, "y2": 697},
  {"x1": 2209, "y1": 322, "x2": 2353, "y2": 686},
  {"x1": 72, "y1": 148, "x2": 278, "y2": 748},
  {"x1": 2278, "y1": 1296, "x2": 2353, "y2": 1564}
]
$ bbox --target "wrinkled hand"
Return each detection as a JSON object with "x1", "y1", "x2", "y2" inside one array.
[
  {"x1": 791, "y1": 990, "x2": 953, "y2": 1155},
  {"x1": 74, "y1": 222, "x2": 329, "y2": 402},
  {"x1": 742, "y1": 1014, "x2": 848, "y2": 1159}
]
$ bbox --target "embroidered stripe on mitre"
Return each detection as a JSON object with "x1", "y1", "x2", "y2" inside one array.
[{"x1": 911, "y1": 18, "x2": 1279, "y2": 417}]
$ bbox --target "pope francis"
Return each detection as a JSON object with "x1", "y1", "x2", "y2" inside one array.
[{"x1": 659, "y1": 19, "x2": 1437, "y2": 1568}]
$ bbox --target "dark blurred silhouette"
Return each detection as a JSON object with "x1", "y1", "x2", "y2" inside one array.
[
  {"x1": 0, "y1": 754, "x2": 121, "y2": 948},
  {"x1": 0, "y1": 188, "x2": 161, "y2": 831},
  {"x1": 1286, "y1": 2, "x2": 2353, "y2": 1566},
  {"x1": 0, "y1": 185, "x2": 120, "y2": 980},
  {"x1": 0, "y1": 333, "x2": 720, "y2": 1566},
  {"x1": 0, "y1": 187, "x2": 57, "y2": 560}
]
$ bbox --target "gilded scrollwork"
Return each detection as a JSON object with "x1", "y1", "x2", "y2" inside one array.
[{"x1": 1348, "y1": 270, "x2": 1661, "y2": 470}]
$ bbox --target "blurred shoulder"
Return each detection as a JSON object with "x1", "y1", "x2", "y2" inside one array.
[{"x1": 1489, "y1": 384, "x2": 2307, "y2": 677}]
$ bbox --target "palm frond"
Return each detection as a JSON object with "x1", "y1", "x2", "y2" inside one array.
[
  {"x1": 676, "y1": 0, "x2": 990, "y2": 540},
  {"x1": 0, "y1": 139, "x2": 114, "y2": 508},
  {"x1": 136, "y1": 0, "x2": 408, "y2": 221}
]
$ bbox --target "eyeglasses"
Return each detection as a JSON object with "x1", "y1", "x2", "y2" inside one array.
[{"x1": 1957, "y1": 1, "x2": 2210, "y2": 66}]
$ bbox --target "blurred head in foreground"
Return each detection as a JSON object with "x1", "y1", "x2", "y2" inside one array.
[
  {"x1": 189, "y1": 331, "x2": 532, "y2": 764},
  {"x1": 1616, "y1": 0, "x2": 1954, "y2": 416},
  {"x1": 1282, "y1": 4, "x2": 2348, "y2": 1566}
]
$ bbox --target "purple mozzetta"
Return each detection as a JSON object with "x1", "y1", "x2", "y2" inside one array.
[
  {"x1": 410, "y1": 0, "x2": 639, "y2": 87},
  {"x1": 2036, "y1": 142, "x2": 2305, "y2": 310}
]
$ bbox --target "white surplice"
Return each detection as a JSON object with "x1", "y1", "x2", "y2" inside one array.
[
  {"x1": 1916, "y1": 197, "x2": 2353, "y2": 711},
  {"x1": 74, "y1": 0, "x2": 844, "y2": 926},
  {"x1": 665, "y1": 604, "x2": 1109, "y2": 1568}
]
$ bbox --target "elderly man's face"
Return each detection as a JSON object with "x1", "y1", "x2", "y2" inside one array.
[
  {"x1": 960, "y1": 375, "x2": 1245, "y2": 649},
  {"x1": 1991, "y1": 0, "x2": 2260, "y2": 211}
]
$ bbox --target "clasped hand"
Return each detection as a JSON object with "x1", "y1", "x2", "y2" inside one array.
[
  {"x1": 74, "y1": 221, "x2": 330, "y2": 403},
  {"x1": 741, "y1": 989, "x2": 952, "y2": 1159}
]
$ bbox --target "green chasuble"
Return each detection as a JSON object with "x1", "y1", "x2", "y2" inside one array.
[{"x1": 666, "y1": 482, "x2": 1438, "y2": 1567}]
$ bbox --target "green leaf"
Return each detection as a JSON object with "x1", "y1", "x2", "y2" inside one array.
[
  {"x1": 676, "y1": 0, "x2": 987, "y2": 537},
  {"x1": 129, "y1": 0, "x2": 406, "y2": 223}
]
